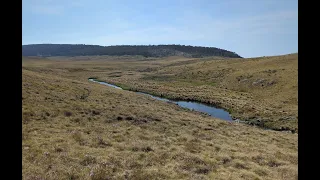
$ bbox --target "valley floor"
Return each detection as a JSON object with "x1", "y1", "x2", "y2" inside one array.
[{"x1": 22, "y1": 55, "x2": 298, "y2": 180}]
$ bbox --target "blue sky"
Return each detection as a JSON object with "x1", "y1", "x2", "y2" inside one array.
[{"x1": 22, "y1": 0, "x2": 298, "y2": 58}]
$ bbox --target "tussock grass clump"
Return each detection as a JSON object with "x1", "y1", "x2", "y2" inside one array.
[
  {"x1": 89, "y1": 163, "x2": 115, "y2": 180},
  {"x1": 71, "y1": 131, "x2": 85, "y2": 145},
  {"x1": 80, "y1": 155, "x2": 97, "y2": 166},
  {"x1": 91, "y1": 136, "x2": 112, "y2": 148}
]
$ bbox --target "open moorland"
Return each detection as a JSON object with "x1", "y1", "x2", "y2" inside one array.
[
  {"x1": 95, "y1": 54, "x2": 298, "y2": 132},
  {"x1": 29, "y1": 53, "x2": 297, "y2": 131},
  {"x1": 22, "y1": 54, "x2": 297, "y2": 180}
]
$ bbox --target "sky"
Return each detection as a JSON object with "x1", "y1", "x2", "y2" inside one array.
[{"x1": 22, "y1": 0, "x2": 298, "y2": 58}]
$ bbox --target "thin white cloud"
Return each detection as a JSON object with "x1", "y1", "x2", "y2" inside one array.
[
  {"x1": 91, "y1": 9, "x2": 297, "y2": 46},
  {"x1": 24, "y1": 0, "x2": 89, "y2": 15},
  {"x1": 29, "y1": 5, "x2": 64, "y2": 15},
  {"x1": 69, "y1": 1, "x2": 86, "y2": 7}
]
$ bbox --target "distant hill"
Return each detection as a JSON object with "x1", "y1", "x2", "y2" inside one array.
[{"x1": 22, "y1": 44, "x2": 242, "y2": 58}]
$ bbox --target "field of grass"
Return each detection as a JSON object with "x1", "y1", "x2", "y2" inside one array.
[
  {"x1": 38, "y1": 54, "x2": 298, "y2": 131},
  {"x1": 22, "y1": 55, "x2": 297, "y2": 179}
]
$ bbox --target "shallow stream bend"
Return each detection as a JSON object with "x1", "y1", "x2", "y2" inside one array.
[{"x1": 89, "y1": 78, "x2": 233, "y2": 121}]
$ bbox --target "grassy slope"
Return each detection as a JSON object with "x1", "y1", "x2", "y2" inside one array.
[
  {"x1": 22, "y1": 56, "x2": 297, "y2": 180},
  {"x1": 52, "y1": 54, "x2": 297, "y2": 131},
  {"x1": 132, "y1": 53, "x2": 298, "y2": 131}
]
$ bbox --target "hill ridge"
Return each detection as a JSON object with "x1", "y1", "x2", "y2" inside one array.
[{"x1": 22, "y1": 44, "x2": 242, "y2": 58}]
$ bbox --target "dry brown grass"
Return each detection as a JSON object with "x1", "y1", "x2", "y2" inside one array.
[
  {"x1": 22, "y1": 55, "x2": 297, "y2": 179},
  {"x1": 30, "y1": 54, "x2": 297, "y2": 130}
]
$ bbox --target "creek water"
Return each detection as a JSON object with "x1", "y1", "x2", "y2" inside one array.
[{"x1": 89, "y1": 78, "x2": 233, "y2": 121}]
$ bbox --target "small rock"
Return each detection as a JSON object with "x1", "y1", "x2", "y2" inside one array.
[
  {"x1": 90, "y1": 169, "x2": 94, "y2": 177},
  {"x1": 267, "y1": 80, "x2": 276, "y2": 86},
  {"x1": 252, "y1": 79, "x2": 266, "y2": 86},
  {"x1": 239, "y1": 79, "x2": 249, "y2": 83}
]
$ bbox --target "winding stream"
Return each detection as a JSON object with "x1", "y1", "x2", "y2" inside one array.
[{"x1": 89, "y1": 78, "x2": 233, "y2": 121}]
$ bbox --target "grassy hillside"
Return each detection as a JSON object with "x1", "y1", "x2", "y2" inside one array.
[{"x1": 22, "y1": 55, "x2": 297, "y2": 180}]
